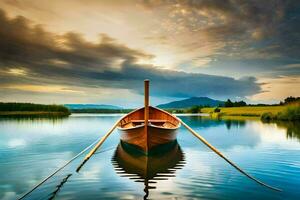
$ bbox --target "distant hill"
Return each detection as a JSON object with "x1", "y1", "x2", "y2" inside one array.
[
  {"x1": 157, "y1": 97, "x2": 224, "y2": 109},
  {"x1": 65, "y1": 104, "x2": 122, "y2": 110}
]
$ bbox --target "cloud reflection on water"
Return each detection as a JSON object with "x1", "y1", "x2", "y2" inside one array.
[{"x1": 0, "y1": 115, "x2": 299, "y2": 199}]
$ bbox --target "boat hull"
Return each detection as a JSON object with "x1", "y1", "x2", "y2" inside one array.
[
  {"x1": 117, "y1": 106, "x2": 180, "y2": 153},
  {"x1": 118, "y1": 125, "x2": 178, "y2": 153}
]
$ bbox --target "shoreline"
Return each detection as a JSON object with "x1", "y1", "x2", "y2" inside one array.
[
  {"x1": 1, "y1": 104, "x2": 298, "y2": 122},
  {"x1": 0, "y1": 111, "x2": 70, "y2": 117}
]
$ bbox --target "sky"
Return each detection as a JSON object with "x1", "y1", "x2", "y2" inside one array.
[{"x1": 0, "y1": 0, "x2": 299, "y2": 107}]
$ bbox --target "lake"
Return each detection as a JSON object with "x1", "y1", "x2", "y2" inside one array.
[{"x1": 0, "y1": 114, "x2": 300, "y2": 200}]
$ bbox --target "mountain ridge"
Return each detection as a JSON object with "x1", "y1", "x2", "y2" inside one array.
[
  {"x1": 157, "y1": 97, "x2": 224, "y2": 108},
  {"x1": 64, "y1": 104, "x2": 123, "y2": 110}
]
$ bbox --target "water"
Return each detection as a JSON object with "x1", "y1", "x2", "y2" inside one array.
[{"x1": 0, "y1": 114, "x2": 300, "y2": 200}]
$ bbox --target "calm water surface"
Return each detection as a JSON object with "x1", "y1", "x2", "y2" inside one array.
[{"x1": 0, "y1": 114, "x2": 300, "y2": 200}]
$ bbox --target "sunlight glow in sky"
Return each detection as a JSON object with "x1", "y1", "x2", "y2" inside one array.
[{"x1": 0, "y1": 0, "x2": 299, "y2": 107}]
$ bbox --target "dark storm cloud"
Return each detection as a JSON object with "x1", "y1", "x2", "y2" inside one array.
[
  {"x1": 142, "y1": 0, "x2": 300, "y2": 66},
  {"x1": 142, "y1": 0, "x2": 286, "y2": 36},
  {"x1": 0, "y1": 9, "x2": 260, "y2": 99},
  {"x1": 0, "y1": 9, "x2": 151, "y2": 71}
]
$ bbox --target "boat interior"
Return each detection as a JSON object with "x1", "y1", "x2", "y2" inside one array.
[{"x1": 118, "y1": 106, "x2": 180, "y2": 129}]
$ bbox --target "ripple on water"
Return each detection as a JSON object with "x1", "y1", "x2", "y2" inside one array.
[{"x1": 1, "y1": 116, "x2": 300, "y2": 200}]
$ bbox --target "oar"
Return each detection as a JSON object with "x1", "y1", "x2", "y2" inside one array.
[
  {"x1": 176, "y1": 117, "x2": 282, "y2": 192},
  {"x1": 18, "y1": 117, "x2": 122, "y2": 199},
  {"x1": 18, "y1": 135, "x2": 105, "y2": 200},
  {"x1": 76, "y1": 118, "x2": 122, "y2": 172}
]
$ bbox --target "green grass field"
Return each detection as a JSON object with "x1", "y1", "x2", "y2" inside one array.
[{"x1": 201, "y1": 106, "x2": 286, "y2": 117}]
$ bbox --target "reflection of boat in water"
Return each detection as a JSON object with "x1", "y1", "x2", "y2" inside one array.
[{"x1": 111, "y1": 141, "x2": 185, "y2": 199}]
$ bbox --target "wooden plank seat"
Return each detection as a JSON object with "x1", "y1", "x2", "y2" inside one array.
[
  {"x1": 131, "y1": 119, "x2": 168, "y2": 123},
  {"x1": 126, "y1": 119, "x2": 176, "y2": 128}
]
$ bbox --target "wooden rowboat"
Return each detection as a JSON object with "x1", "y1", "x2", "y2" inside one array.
[{"x1": 117, "y1": 80, "x2": 181, "y2": 153}]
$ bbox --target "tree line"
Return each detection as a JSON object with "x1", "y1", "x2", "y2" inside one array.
[
  {"x1": 0, "y1": 102, "x2": 70, "y2": 113},
  {"x1": 223, "y1": 99, "x2": 247, "y2": 107},
  {"x1": 280, "y1": 96, "x2": 300, "y2": 105},
  {"x1": 224, "y1": 96, "x2": 300, "y2": 107}
]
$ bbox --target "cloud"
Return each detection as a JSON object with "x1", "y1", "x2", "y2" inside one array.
[
  {"x1": 141, "y1": 0, "x2": 300, "y2": 62},
  {"x1": 250, "y1": 75, "x2": 300, "y2": 103},
  {"x1": 0, "y1": 9, "x2": 261, "y2": 104},
  {"x1": 1, "y1": 0, "x2": 299, "y2": 80},
  {"x1": 142, "y1": 0, "x2": 285, "y2": 37},
  {"x1": 3, "y1": 84, "x2": 83, "y2": 94}
]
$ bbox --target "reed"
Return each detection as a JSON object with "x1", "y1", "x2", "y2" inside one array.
[{"x1": 261, "y1": 106, "x2": 300, "y2": 121}]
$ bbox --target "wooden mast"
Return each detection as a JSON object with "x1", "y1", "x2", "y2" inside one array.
[{"x1": 144, "y1": 79, "x2": 149, "y2": 153}]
